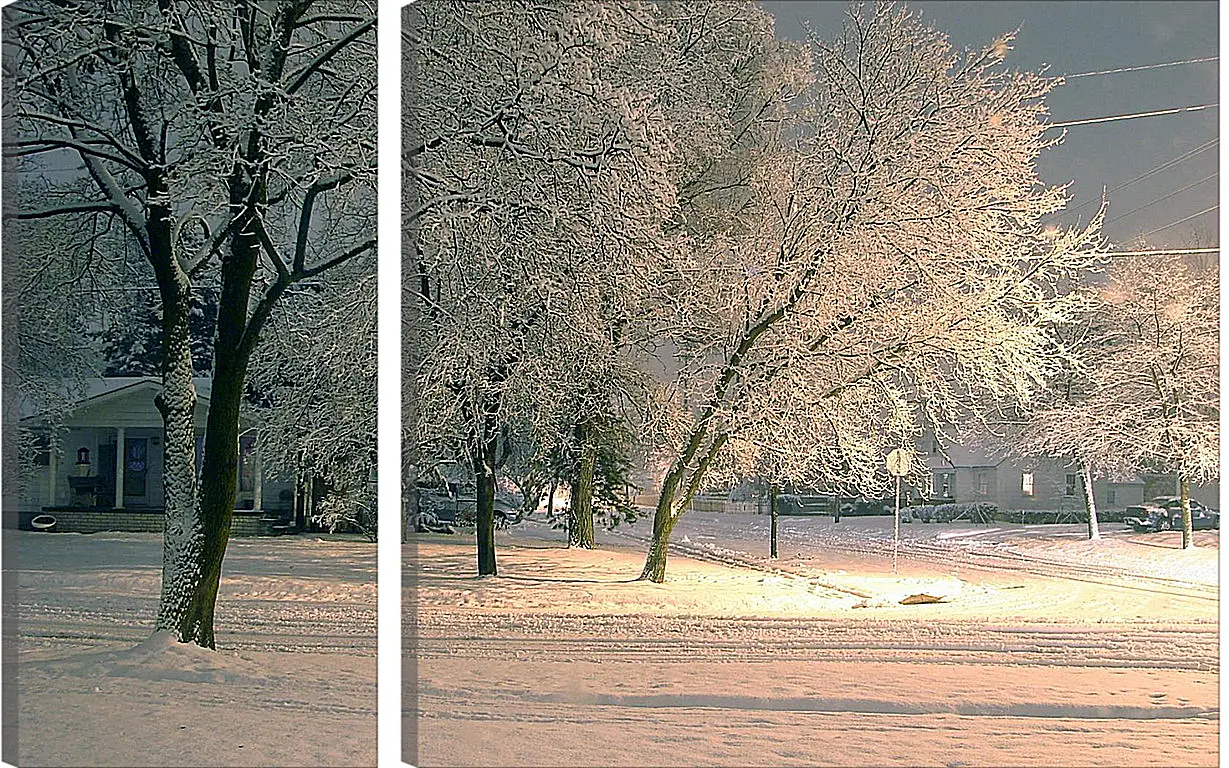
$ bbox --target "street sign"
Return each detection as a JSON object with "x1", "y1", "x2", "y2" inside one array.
[
  {"x1": 886, "y1": 448, "x2": 913, "y2": 477},
  {"x1": 886, "y1": 447, "x2": 913, "y2": 575}
]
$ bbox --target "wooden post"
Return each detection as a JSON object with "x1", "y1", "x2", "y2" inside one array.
[
  {"x1": 114, "y1": 427, "x2": 126, "y2": 509},
  {"x1": 769, "y1": 484, "x2": 778, "y2": 559},
  {"x1": 1179, "y1": 476, "x2": 1193, "y2": 550},
  {"x1": 292, "y1": 470, "x2": 301, "y2": 529}
]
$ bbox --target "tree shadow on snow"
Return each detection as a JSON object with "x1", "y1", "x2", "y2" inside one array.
[{"x1": 500, "y1": 574, "x2": 641, "y2": 585}]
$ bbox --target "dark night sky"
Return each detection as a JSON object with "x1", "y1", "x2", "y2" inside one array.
[{"x1": 758, "y1": 1, "x2": 1219, "y2": 249}]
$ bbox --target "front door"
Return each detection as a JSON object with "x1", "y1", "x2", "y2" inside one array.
[
  {"x1": 124, "y1": 437, "x2": 148, "y2": 501},
  {"x1": 97, "y1": 442, "x2": 116, "y2": 508}
]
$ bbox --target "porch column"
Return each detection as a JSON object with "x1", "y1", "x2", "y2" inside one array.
[
  {"x1": 114, "y1": 426, "x2": 125, "y2": 509},
  {"x1": 253, "y1": 440, "x2": 263, "y2": 512},
  {"x1": 48, "y1": 434, "x2": 58, "y2": 507}
]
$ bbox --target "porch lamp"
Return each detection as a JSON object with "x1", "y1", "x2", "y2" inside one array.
[{"x1": 75, "y1": 447, "x2": 91, "y2": 477}]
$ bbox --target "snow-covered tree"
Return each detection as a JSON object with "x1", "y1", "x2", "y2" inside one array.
[
  {"x1": 635, "y1": 4, "x2": 1105, "y2": 581},
  {"x1": 5, "y1": 1, "x2": 375, "y2": 647},
  {"x1": 406, "y1": 0, "x2": 667, "y2": 574},
  {"x1": 1015, "y1": 254, "x2": 1218, "y2": 548},
  {"x1": 4, "y1": 214, "x2": 116, "y2": 494},
  {"x1": 999, "y1": 302, "x2": 1106, "y2": 540},
  {"x1": 405, "y1": 0, "x2": 796, "y2": 574},
  {"x1": 505, "y1": 400, "x2": 641, "y2": 547},
  {"x1": 249, "y1": 264, "x2": 377, "y2": 540},
  {"x1": 96, "y1": 282, "x2": 219, "y2": 377},
  {"x1": 5, "y1": 214, "x2": 111, "y2": 408}
]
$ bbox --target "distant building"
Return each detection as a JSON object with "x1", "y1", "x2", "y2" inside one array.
[
  {"x1": 920, "y1": 431, "x2": 1219, "y2": 517},
  {"x1": 16, "y1": 377, "x2": 300, "y2": 536}
]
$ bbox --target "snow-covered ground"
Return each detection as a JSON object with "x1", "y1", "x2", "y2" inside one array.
[
  {"x1": 9, "y1": 531, "x2": 376, "y2": 767},
  {"x1": 407, "y1": 513, "x2": 1218, "y2": 767}
]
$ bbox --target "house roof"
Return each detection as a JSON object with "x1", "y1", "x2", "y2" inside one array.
[
  {"x1": 934, "y1": 442, "x2": 1000, "y2": 468},
  {"x1": 20, "y1": 376, "x2": 215, "y2": 425}
]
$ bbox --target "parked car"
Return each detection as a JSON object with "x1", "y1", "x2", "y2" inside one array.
[
  {"x1": 416, "y1": 485, "x2": 521, "y2": 531},
  {"x1": 1124, "y1": 496, "x2": 1219, "y2": 533}
]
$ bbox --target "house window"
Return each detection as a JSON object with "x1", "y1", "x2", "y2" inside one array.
[
  {"x1": 1107, "y1": 488, "x2": 1116, "y2": 505},
  {"x1": 1065, "y1": 474, "x2": 1078, "y2": 497},
  {"x1": 933, "y1": 472, "x2": 953, "y2": 499},
  {"x1": 977, "y1": 473, "x2": 989, "y2": 496},
  {"x1": 1021, "y1": 472, "x2": 1035, "y2": 497}
]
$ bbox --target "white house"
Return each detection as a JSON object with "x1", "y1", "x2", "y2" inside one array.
[
  {"x1": 18, "y1": 377, "x2": 297, "y2": 535},
  {"x1": 920, "y1": 433, "x2": 1219, "y2": 519}
]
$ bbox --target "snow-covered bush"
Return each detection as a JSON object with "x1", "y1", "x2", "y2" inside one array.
[
  {"x1": 313, "y1": 482, "x2": 377, "y2": 542},
  {"x1": 905, "y1": 502, "x2": 999, "y2": 524}
]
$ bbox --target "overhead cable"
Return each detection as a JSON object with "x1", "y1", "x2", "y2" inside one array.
[
  {"x1": 1063, "y1": 137, "x2": 1218, "y2": 216},
  {"x1": 1048, "y1": 103, "x2": 1216, "y2": 129},
  {"x1": 1134, "y1": 204, "x2": 1218, "y2": 240},
  {"x1": 1106, "y1": 172, "x2": 1217, "y2": 224},
  {"x1": 1059, "y1": 55, "x2": 1218, "y2": 80},
  {"x1": 1105, "y1": 247, "x2": 1218, "y2": 258}
]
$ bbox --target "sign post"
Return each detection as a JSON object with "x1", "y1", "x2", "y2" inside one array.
[{"x1": 886, "y1": 448, "x2": 913, "y2": 574}]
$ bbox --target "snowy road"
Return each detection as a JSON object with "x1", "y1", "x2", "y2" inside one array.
[
  {"x1": 407, "y1": 515, "x2": 1218, "y2": 767},
  {"x1": 626, "y1": 512, "x2": 1220, "y2": 603},
  {"x1": 9, "y1": 531, "x2": 377, "y2": 767}
]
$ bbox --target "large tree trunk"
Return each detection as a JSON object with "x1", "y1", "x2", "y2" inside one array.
[
  {"x1": 639, "y1": 486, "x2": 679, "y2": 583},
  {"x1": 636, "y1": 275, "x2": 844, "y2": 582},
  {"x1": 1179, "y1": 476, "x2": 1194, "y2": 549},
  {"x1": 173, "y1": 366, "x2": 242, "y2": 648},
  {"x1": 155, "y1": 198, "x2": 263, "y2": 648},
  {"x1": 142, "y1": 180, "x2": 212, "y2": 645},
  {"x1": 153, "y1": 265, "x2": 208, "y2": 642},
  {"x1": 473, "y1": 409, "x2": 499, "y2": 575},
  {"x1": 569, "y1": 426, "x2": 597, "y2": 549},
  {"x1": 639, "y1": 429, "x2": 728, "y2": 583},
  {"x1": 1080, "y1": 460, "x2": 1100, "y2": 541}
]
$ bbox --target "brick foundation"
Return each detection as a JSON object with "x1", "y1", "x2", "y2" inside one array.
[{"x1": 18, "y1": 508, "x2": 290, "y2": 537}]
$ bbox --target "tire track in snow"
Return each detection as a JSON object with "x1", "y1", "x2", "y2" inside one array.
[
  {"x1": 414, "y1": 611, "x2": 1219, "y2": 672},
  {"x1": 17, "y1": 603, "x2": 376, "y2": 654}
]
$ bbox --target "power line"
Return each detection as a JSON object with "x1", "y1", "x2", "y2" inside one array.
[
  {"x1": 1063, "y1": 137, "x2": 1218, "y2": 216},
  {"x1": 1134, "y1": 204, "x2": 1218, "y2": 241},
  {"x1": 1059, "y1": 55, "x2": 1218, "y2": 80},
  {"x1": 1105, "y1": 172, "x2": 1217, "y2": 224},
  {"x1": 1048, "y1": 102, "x2": 1217, "y2": 129},
  {"x1": 1105, "y1": 247, "x2": 1218, "y2": 258}
]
